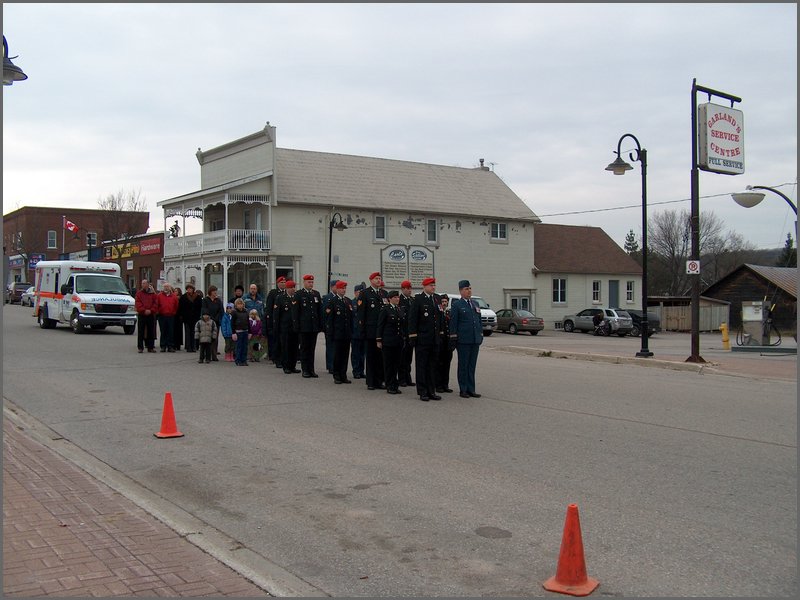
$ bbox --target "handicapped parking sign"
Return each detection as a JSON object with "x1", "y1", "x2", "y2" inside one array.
[{"x1": 686, "y1": 260, "x2": 701, "y2": 275}]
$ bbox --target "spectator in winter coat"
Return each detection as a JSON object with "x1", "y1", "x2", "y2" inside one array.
[
  {"x1": 194, "y1": 313, "x2": 218, "y2": 364},
  {"x1": 135, "y1": 279, "x2": 158, "y2": 353},
  {"x1": 179, "y1": 284, "x2": 203, "y2": 352},
  {"x1": 156, "y1": 283, "x2": 180, "y2": 352},
  {"x1": 202, "y1": 286, "x2": 225, "y2": 360}
]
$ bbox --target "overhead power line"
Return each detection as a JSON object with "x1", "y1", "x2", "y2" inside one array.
[{"x1": 536, "y1": 182, "x2": 797, "y2": 218}]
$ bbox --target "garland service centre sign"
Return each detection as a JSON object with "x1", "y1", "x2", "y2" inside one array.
[{"x1": 698, "y1": 102, "x2": 744, "y2": 175}]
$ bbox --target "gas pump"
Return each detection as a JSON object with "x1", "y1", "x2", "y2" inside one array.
[{"x1": 738, "y1": 300, "x2": 771, "y2": 346}]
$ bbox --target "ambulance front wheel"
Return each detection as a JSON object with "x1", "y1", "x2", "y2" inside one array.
[{"x1": 70, "y1": 311, "x2": 86, "y2": 334}]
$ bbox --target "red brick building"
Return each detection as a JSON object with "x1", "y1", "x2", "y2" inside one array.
[{"x1": 3, "y1": 206, "x2": 150, "y2": 286}]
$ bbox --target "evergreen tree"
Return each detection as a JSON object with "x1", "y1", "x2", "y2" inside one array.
[
  {"x1": 623, "y1": 229, "x2": 639, "y2": 256},
  {"x1": 776, "y1": 232, "x2": 797, "y2": 267}
]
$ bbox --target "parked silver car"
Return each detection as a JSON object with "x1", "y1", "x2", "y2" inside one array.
[
  {"x1": 20, "y1": 286, "x2": 37, "y2": 307},
  {"x1": 562, "y1": 308, "x2": 633, "y2": 337}
]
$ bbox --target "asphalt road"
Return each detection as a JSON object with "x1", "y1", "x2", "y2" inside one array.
[{"x1": 3, "y1": 305, "x2": 797, "y2": 596}]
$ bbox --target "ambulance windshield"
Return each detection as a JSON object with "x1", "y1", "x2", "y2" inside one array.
[{"x1": 75, "y1": 275, "x2": 130, "y2": 295}]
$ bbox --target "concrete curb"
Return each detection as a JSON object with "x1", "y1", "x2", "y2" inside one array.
[
  {"x1": 3, "y1": 400, "x2": 329, "y2": 598},
  {"x1": 491, "y1": 345, "x2": 714, "y2": 373}
]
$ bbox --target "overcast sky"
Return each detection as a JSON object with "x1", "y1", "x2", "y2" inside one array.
[{"x1": 3, "y1": 3, "x2": 797, "y2": 251}]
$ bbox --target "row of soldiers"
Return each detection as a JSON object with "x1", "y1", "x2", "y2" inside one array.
[{"x1": 263, "y1": 271, "x2": 483, "y2": 401}]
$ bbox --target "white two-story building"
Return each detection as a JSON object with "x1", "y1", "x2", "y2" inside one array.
[{"x1": 157, "y1": 124, "x2": 542, "y2": 310}]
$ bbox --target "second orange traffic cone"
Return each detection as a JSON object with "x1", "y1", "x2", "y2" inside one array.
[
  {"x1": 542, "y1": 503, "x2": 599, "y2": 596},
  {"x1": 154, "y1": 392, "x2": 184, "y2": 438}
]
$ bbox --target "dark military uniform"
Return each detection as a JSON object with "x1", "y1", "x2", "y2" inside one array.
[
  {"x1": 436, "y1": 302, "x2": 454, "y2": 393},
  {"x1": 398, "y1": 292, "x2": 415, "y2": 386},
  {"x1": 297, "y1": 287, "x2": 323, "y2": 377},
  {"x1": 407, "y1": 292, "x2": 444, "y2": 400},
  {"x1": 376, "y1": 302, "x2": 404, "y2": 393},
  {"x1": 322, "y1": 289, "x2": 336, "y2": 373},
  {"x1": 265, "y1": 286, "x2": 284, "y2": 366},
  {"x1": 357, "y1": 285, "x2": 385, "y2": 389},
  {"x1": 273, "y1": 292, "x2": 300, "y2": 373},
  {"x1": 325, "y1": 293, "x2": 352, "y2": 383}
]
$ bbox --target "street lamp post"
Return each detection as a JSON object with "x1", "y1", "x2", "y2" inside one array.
[
  {"x1": 327, "y1": 212, "x2": 348, "y2": 286},
  {"x1": 732, "y1": 185, "x2": 797, "y2": 243},
  {"x1": 3, "y1": 36, "x2": 28, "y2": 86},
  {"x1": 606, "y1": 133, "x2": 653, "y2": 358}
]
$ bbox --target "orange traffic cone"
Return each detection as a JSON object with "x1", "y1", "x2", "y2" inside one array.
[
  {"x1": 542, "y1": 503, "x2": 599, "y2": 596},
  {"x1": 154, "y1": 392, "x2": 184, "y2": 438}
]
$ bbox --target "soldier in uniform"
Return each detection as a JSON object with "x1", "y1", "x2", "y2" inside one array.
[
  {"x1": 436, "y1": 294, "x2": 454, "y2": 393},
  {"x1": 350, "y1": 283, "x2": 366, "y2": 379},
  {"x1": 322, "y1": 280, "x2": 338, "y2": 374},
  {"x1": 397, "y1": 280, "x2": 415, "y2": 387},
  {"x1": 324, "y1": 280, "x2": 352, "y2": 384},
  {"x1": 265, "y1": 276, "x2": 286, "y2": 367},
  {"x1": 357, "y1": 272, "x2": 386, "y2": 390},
  {"x1": 376, "y1": 290, "x2": 405, "y2": 394},
  {"x1": 297, "y1": 274, "x2": 323, "y2": 378},
  {"x1": 407, "y1": 277, "x2": 443, "y2": 401},
  {"x1": 273, "y1": 280, "x2": 301, "y2": 374},
  {"x1": 448, "y1": 279, "x2": 484, "y2": 398}
]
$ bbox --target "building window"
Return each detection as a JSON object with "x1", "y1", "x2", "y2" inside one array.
[
  {"x1": 209, "y1": 218, "x2": 225, "y2": 232},
  {"x1": 592, "y1": 280, "x2": 601, "y2": 303},
  {"x1": 491, "y1": 222, "x2": 508, "y2": 241},
  {"x1": 553, "y1": 278, "x2": 566, "y2": 303},
  {"x1": 374, "y1": 215, "x2": 386, "y2": 241},
  {"x1": 243, "y1": 209, "x2": 251, "y2": 230},
  {"x1": 511, "y1": 296, "x2": 530, "y2": 311},
  {"x1": 626, "y1": 280, "x2": 635, "y2": 302},
  {"x1": 426, "y1": 218, "x2": 438, "y2": 244},
  {"x1": 47, "y1": 230, "x2": 57, "y2": 249}
]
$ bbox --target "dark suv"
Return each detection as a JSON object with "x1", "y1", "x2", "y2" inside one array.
[
  {"x1": 5, "y1": 282, "x2": 32, "y2": 304},
  {"x1": 614, "y1": 308, "x2": 661, "y2": 337}
]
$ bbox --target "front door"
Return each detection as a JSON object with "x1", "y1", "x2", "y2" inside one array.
[{"x1": 609, "y1": 280, "x2": 619, "y2": 307}]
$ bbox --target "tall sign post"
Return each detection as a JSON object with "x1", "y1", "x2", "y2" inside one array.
[{"x1": 688, "y1": 80, "x2": 743, "y2": 363}]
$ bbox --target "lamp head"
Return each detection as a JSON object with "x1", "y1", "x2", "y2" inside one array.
[
  {"x1": 3, "y1": 36, "x2": 28, "y2": 86},
  {"x1": 605, "y1": 156, "x2": 633, "y2": 176},
  {"x1": 731, "y1": 190, "x2": 765, "y2": 209}
]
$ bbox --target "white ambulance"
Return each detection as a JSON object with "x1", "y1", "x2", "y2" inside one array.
[{"x1": 34, "y1": 260, "x2": 137, "y2": 334}]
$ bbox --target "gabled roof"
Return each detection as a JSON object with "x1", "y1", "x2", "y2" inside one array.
[
  {"x1": 704, "y1": 264, "x2": 797, "y2": 299},
  {"x1": 275, "y1": 148, "x2": 540, "y2": 221},
  {"x1": 533, "y1": 223, "x2": 642, "y2": 275}
]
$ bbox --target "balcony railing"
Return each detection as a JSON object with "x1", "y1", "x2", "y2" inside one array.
[{"x1": 164, "y1": 229, "x2": 271, "y2": 257}]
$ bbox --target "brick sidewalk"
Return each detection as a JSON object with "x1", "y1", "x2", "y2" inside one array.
[{"x1": 3, "y1": 416, "x2": 269, "y2": 597}]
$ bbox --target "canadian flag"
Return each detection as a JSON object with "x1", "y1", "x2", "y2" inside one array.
[{"x1": 64, "y1": 218, "x2": 79, "y2": 233}]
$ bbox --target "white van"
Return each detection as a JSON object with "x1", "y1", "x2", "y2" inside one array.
[
  {"x1": 443, "y1": 292, "x2": 497, "y2": 336},
  {"x1": 34, "y1": 260, "x2": 137, "y2": 334}
]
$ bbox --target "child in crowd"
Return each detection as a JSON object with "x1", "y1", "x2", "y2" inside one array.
[
  {"x1": 231, "y1": 298, "x2": 250, "y2": 366},
  {"x1": 221, "y1": 303, "x2": 235, "y2": 362},
  {"x1": 248, "y1": 309, "x2": 266, "y2": 363},
  {"x1": 194, "y1": 312, "x2": 218, "y2": 364}
]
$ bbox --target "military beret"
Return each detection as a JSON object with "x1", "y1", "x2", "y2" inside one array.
[
  {"x1": 387, "y1": 290, "x2": 400, "y2": 299},
  {"x1": 458, "y1": 279, "x2": 471, "y2": 289},
  {"x1": 303, "y1": 274, "x2": 314, "y2": 281},
  {"x1": 277, "y1": 276, "x2": 286, "y2": 283},
  {"x1": 400, "y1": 280, "x2": 412, "y2": 289},
  {"x1": 422, "y1": 277, "x2": 436, "y2": 286},
  {"x1": 285, "y1": 280, "x2": 296, "y2": 288},
  {"x1": 335, "y1": 280, "x2": 347, "y2": 289},
  {"x1": 369, "y1": 272, "x2": 381, "y2": 280},
  {"x1": 354, "y1": 283, "x2": 366, "y2": 292}
]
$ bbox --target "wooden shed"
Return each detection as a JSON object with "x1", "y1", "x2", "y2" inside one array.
[{"x1": 702, "y1": 264, "x2": 797, "y2": 338}]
